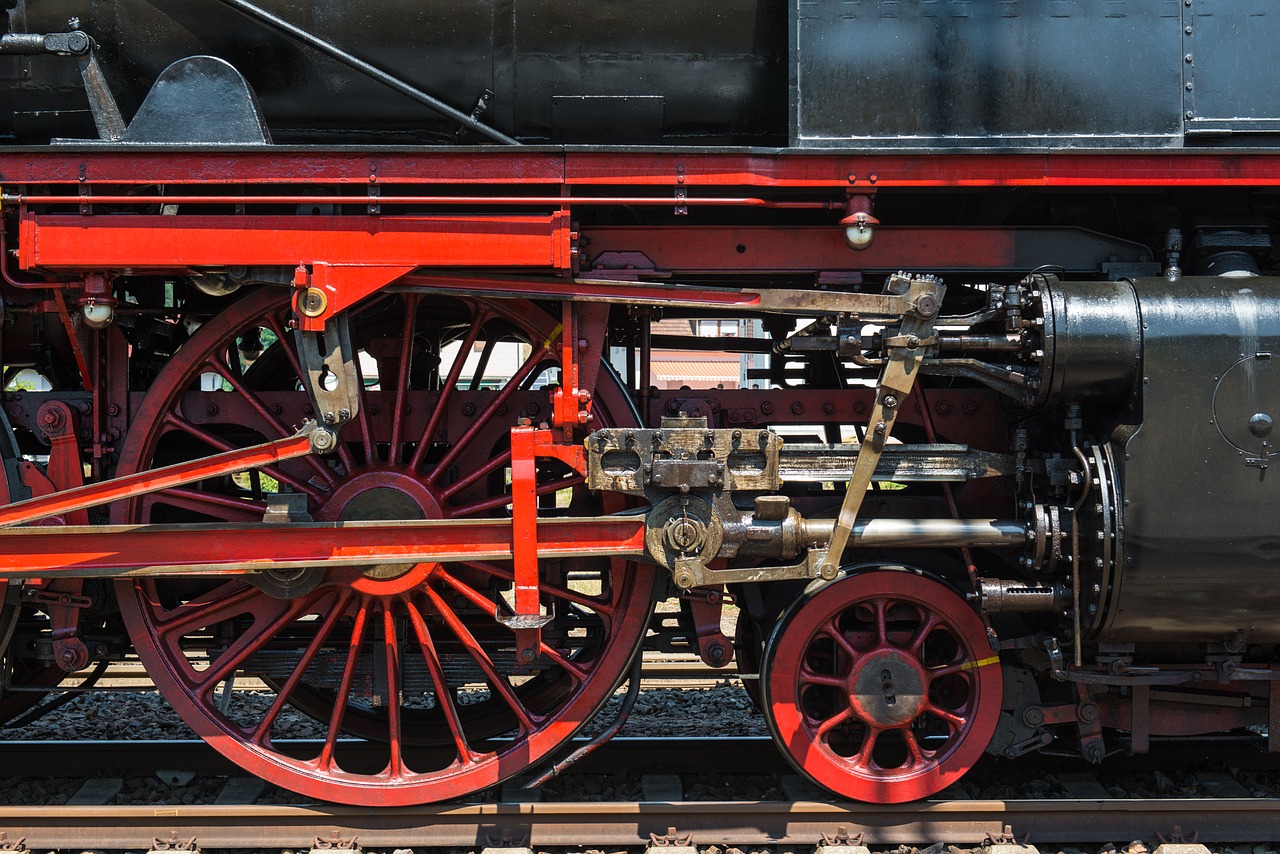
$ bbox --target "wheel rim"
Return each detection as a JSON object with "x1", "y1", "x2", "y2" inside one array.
[
  {"x1": 761, "y1": 569, "x2": 1001, "y2": 803},
  {"x1": 113, "y1": 288, "x2": 654, "y2": 805}
]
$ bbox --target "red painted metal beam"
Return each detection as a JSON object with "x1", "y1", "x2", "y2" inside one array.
[
  {"x1": 3, "y1": 150, "x2": 1280, "y2": 189},
  {"x1": 0, "y1": 151, "x2": 568, "y2": 185},
  {"x1": 582, "y1": 226, "x2": 1032, "y2": 274},
  {"x1": 0, "y1": 516, "x2": 647, "y2": 578},
  {"x1": 564, "y1": 151, "x2": 1280, "y2": 188},
  {"x1": 18, "y1": 213, "x2": 573, "y2": 271}
]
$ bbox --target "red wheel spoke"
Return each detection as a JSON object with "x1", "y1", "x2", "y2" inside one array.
[
  {"x1": 145, "y1": 488, "x2": 266, "y2": 522},
  {"x1": 251, "y1": 591, "x2": 352, "y2": 746},
  {"x1": 316, "y1": 598, "x2": 371, "y2": 772},
  {"x1": 906, "y1": 612, "x2": 940, "y2": 653},
  {"x1": 467, "y1": 337, "x2": 497, "y2": 392},
  {"x1": 438, "y1": 450, "x2": 511, "y2": 501},
  {"x1": 405, "y1": 601, "x2": 480, "y2": 765},
  {"x1": 872, "y1": 598, "x2": 889, "y2": 646},
  {"x1": 162, "y1": 412, "x2": 235, "y2": 451},
  {"x1": 381, "y1": 606, "x2": 407, "y2": 777},
  {"x1": 853, "y1": 724, "x2": 881, "y2": 769},
  {"x1": 814, "y1": 705, "x2": 854, "y2": 738},
  {"x1": 195, "y1": 590, "x2": 324, "y2": 690},
  {"x1": 265, "y1": 315, "x2": 308, "y2": 381},
  {"x1": 350, "y1": 349, "x2": 377, "y2": 464},
  {"x1": 426, "y1": 343, "x2": 551, "y2": 485},
  {"x1": 446, "y1": 472, "x2": 584, "y2": 518},
  {"x1": 409, "y1": 308, "x2": 490, "y2": 470},
  {"x1": 926, "y1": 703, "x2": 968, "y2": 730},
  {"x1": 926, "y1": 660, "x2": 969, "y2": 679},
  {"x1": 421, "y1": 586, "x2": 537, "y2": 733},
  {"x1": 387, "y1": 294, "x2": 421, "y2": 459},
  {"x1": 798, "y1": 669, "x2": 845, "y2": 690},
  {"x1": 901, "y1": 728, "x2": 928, "y2": 768},
  {"x1": 440, "y1": 564, "x2": 612, "y2": 626},
  {"x1": 822, "y1": 616, "x2": 859, "y2": 666},
  {"x1": 163, "y1": 412, "x2": 324, "y2": 500},
  {"x1": 536, "y1": 640, "x2": 590, "y2": 682},
  {"x1": 201, "y1": 358, "x2": 336, "y2": 487},
  {"x1": 149, "y1": 580, "x2": 261, "y2": 634}
]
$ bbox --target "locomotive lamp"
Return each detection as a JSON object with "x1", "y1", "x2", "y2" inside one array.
[
  {"x1": 80, "y1": 299, "x2": 114, "y2": 328},
  {"x1": 78, "y1": 274, "x2": 116, "y2": 328},
  {"x1": 841, "y1": 194, "x2": 878, "y2": 250}
]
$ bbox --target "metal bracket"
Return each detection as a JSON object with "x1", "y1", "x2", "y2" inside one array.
[
  {"x1": 0, "y1": 30, "x2": 125, "y2": 140},
  {"x1": 309, "y1": 833, "x2": 360, "y2": 854},
  {"x1": 148, "y1": 833, "x2": 200, "y2": 854},
  {"x1": 503, "y1": 425, "x2": 588, "y2": 663},
  {"x1": 672, "y1": 548, "x2": 829, "y2": 591},
  {"x1": 680, "y1": 588, "x2": 735, "y2": 667},
  {"x1": 293, "y1": 310, "x2": 359, "y2": 447}
]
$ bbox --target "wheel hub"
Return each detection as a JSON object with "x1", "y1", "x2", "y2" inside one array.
[
  {"x1": 849, "y1": 650, "x2": 926, "y2": 726},
  {"x1": 315, "y1": 472, "x2": 443, "y2": 582}
]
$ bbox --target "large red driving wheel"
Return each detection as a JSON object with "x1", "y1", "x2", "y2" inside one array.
[
  {"x1": 761, "y1": 569, "x2": 1001, "y2": 803},
  {"x1": 113, "y1": 287, "x2": 654, "y2": 805}
]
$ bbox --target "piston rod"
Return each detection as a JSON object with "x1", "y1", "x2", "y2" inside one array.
[{"x1": 800, "y1": 518, "x2": 1028, "y2": 549}]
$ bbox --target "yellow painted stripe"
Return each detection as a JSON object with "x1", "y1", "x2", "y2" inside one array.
[{"x1": 959, "y1": 655, "x2": 1001, "y2": 672}]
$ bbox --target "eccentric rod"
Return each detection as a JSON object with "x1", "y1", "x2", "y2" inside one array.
[{"x1": 210, "y1": 0, "x2": 520, "y2": 145}]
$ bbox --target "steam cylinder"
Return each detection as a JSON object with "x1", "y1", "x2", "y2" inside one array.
[{"x1": 1048, "y1": 277, "x2": 1280, "y2": 643}]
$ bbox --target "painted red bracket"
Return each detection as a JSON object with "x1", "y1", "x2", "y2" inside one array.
[
  {"x1": 550, "y1": 302, "x2": 611, "y2": 441},
  {"x1": 682, "y1": 587, "x2": 736, "y2": 669},
  {"x1": 31, "y1": 401, "x2": 90, "y2": 671},
  {"x1": 18, "y1": 210, "x2": 576, "y2": 331},
  {"x1": 506, "y1": 424, "x2": 589, "y2": 663}
]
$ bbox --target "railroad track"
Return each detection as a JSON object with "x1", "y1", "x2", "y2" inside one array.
[
  {"x1": 1, "y1": 738, "x2": 1278, "y2": 849},
  {"x1": 6, "y1": 736, "x2": 1274, "y2": 780},
  {"x1": 0, "y1": 798, "x2": 1273, "y2": 849},
  {"x1": 44, "y1": 654, "x2": 740, "y2": 691},
  {"x1": 0, "y1": 737, "x2": 788, "y2": 778}
]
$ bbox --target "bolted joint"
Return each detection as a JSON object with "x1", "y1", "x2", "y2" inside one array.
[
  {"x1": 911, "y1": 292, "x2": 940, "y2": 319},
  {"x1": 298, "y1": 286, "x2": 328, "y2": 318},
  {"x1": 309, "y1": 426, "x2": 339, "y2": 454}
]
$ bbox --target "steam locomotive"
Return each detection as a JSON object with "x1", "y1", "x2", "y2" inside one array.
[{"x1": 0, "y1": 0, "x2": 1276, "y2": 806}]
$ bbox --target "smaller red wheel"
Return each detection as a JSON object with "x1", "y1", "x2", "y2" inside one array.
[{"x1": 761, "y1": 569, "x2": 1002, "y2": 803}]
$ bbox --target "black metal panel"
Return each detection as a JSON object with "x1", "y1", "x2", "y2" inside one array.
[
  {"x1": 1104, "y1": 277, "x2": 1280, "y2": 642},
  {"x1": 10, "y1": 0, "x2": 785, "y2": 145},
  {"x1": 1185, "y1": 0, "x2": 1280, "y2": 137},
  {"x1": 792, "y1": 0, "x2": 1185, "y2": 149},
  {"x1": 121, "y1": 56, "x2": 270, "y2": 144}
]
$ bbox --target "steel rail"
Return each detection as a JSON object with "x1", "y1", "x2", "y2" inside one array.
[
  {"x1": 2, "y1": 734, "x2": 1269, "y2": 778},
  {"x1": 0, "y1": 737, "x2": 786, "y2": 778},
  {"x1": 0, "y1": 798, "x2": 1276, "y2": 848},
  {"x1": 48, "y1": 656, "x2": 740, "y2": 689}
]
